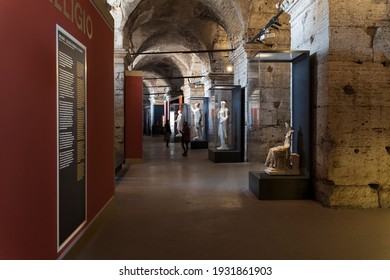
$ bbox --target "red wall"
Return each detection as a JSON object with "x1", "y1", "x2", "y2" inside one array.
[
  {"x1": 125, "y1": 72, "x2": 143, "y2": 161},
  {"x1": 0, "y1": 1, "x2": 114, "y2": 259}
]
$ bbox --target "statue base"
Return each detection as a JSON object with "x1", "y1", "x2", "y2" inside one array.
[
  {"x1": 191, "y1": 140, "x2": 208, "y2": 149},
  {"x1": 208, "y1": 148, "x2": 242, "y2": 163},
  {"x1": 264, "y1": 167, "x2": 300, "y2": 176},
  {"x1": 264, "y1": 153, "x2": 300, "y2": 176},
  {"x1": 216, "y1": 144, "x2": 229, "y2": 150},
  {"x1": 249, "y1": 171, "x2": 311, "y2": 200}
]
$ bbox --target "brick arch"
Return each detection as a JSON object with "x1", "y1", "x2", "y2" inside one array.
[
  {"x1": 120, "y1": 0, "x2": 240, "y2": 80},
  {"x1": 117, "y1": 0, "x2": 245, "y2": 50}
]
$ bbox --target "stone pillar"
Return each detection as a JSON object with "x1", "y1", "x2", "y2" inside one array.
[
  {"x1": 114, "y1": 50, "x2": 127, "y2": 171},
  {"x1": 283, "y1": 0, "x2": 390, "y2": 208},
  {"x1": 182, "y1": 81, "x2": 192, "y2": 104},
  {"x1": 231, "y1": 44, "x2": 263, "y2": 162},
  {"x1": 202, "y1": 73, "x2": 234, "y2": 94},
  {"x1": 182, "y1": 80, "x2": 205, "y2": 104}
]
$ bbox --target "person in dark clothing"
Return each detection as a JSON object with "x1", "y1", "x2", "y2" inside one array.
[
  {"x1": 164, "y1": 120, "x2": 172, "y2": 147},
  {"x1": 180, "y1": 121, "x2": 191, "y2": 156}
]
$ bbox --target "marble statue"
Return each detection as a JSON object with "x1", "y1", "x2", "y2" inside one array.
[
  {"x1": 217, "y1": 101, "x2": 229, "y2": 150},
  {"x1": 191, "y1": 102, "x2": 202, "y2": 140},
  {"x1": 175, "y1": 110, "x2": 183, "y2": 136},
  {"x1": 264, "y1": 122, "x2": 300, "y2": 175}
]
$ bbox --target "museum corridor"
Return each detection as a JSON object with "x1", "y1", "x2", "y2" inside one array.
[
  {"x1": 65, "y1": 136, "x2": 390, "y2": 260},
  {"x1": 3, "y1": 0, "x2": 390, "y2": 262}
]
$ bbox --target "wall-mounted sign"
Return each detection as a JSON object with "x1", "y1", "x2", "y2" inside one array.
[
  {"x1": 56, "y1": 25, "x2": 87, "y2": 251},
  {"x1": 50, "y1": 0, "x2": 93, "y2": 39}
]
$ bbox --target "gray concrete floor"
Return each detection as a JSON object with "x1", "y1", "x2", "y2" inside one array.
[{"x1": 68, "y1": 136, "x2": 390, "y2": 260}]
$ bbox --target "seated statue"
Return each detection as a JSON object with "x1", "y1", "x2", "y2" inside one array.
[{"x1": 264, "y1": 122, "x2": 300, "y2": 175}]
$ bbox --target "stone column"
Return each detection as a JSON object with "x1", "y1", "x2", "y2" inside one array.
[
  {"x1": 202, "y1": 73, "x2": 234, "y2": 94},
  {"x1": 114, "y1": 50, "x2": 127, "y2": 171},
  {"x1": 182, "y1": 81, "x2": 205, "y2": 103},
  {"x1": 181, "y1": 80, "x2": 191, "y2": 104},
  {"x1": 283, "y1": 0, "x2": 390, "y2": 208},
  {"x1": 231, "y1": 44, "x2": 262, "y2": 162}
]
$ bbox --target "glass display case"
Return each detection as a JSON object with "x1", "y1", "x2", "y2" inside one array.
[
  {"x1": 248, "y1": 50, "x2": 311, "y2": 200},
  {"x1": 188, "y1": 97, "x2": 209, "y2": 149},
  {"x1": 169, "y1": 103, "x2": 188, "y2": 142},
  {"x1": 247, "y1": 50, "x2": 311, "y2": 176},
  {"x1": 208, "y1": 85, "x2": 244, "y2": 163}
]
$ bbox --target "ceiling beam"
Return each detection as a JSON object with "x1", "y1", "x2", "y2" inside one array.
[
  {"x1": 129, "y1": 49, "x2": 235, "y2": 55},
  {"x1": 143, "y1": 75, "x2": 204, "y2": 80}
]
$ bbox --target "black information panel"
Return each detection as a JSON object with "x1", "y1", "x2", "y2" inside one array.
[{"x1": 57, "y1": 26, "x2": 86, "y2": 250}]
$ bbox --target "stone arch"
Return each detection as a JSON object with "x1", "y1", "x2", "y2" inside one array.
[
  {"x1": 121, "y1": 0, "x2": 246, "y2": 50},
  {"x1": 119, "y1": 0, "x2": 243, "y2": 101},
  {"x1": 133, "y1": 55, "x2": 187, "y2": 95},
  {"x1": 129, "y1": 31, "x2": 210, "y2": 77}
]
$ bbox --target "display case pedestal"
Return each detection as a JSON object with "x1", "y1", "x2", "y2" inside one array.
[
  {"x1": 209, "y1": 148, "x2": 241, "y2": 163},
  {"x1": 191, "y1": 140, "x2": 208, "y2": 149},
  {"x1": 249, "y1": 171, "x2": 311, "y2": 200}
]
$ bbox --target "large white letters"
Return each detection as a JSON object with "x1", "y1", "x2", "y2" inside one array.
[{"x1": 50, "y1": 0, "x2": 93, "y2": 39}]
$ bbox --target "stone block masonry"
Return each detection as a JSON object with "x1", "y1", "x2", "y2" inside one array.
[{"x1": 285, "y1": 0, "x2": 390, "y2": 208}]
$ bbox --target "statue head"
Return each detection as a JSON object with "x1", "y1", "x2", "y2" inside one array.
[{"x1": 284, "y1": 122, "x2": 294, "y2": 132}]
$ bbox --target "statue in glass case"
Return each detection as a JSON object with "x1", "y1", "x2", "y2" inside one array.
[
  {"x1": 264, "y1": 122, "x2": 300, "y2": 175},
  {"x1": 191, "y1": 102, "x2": 202, "y2": 140},
  {"x1": 175, "y1": 110, "x2": 183, "y2": 136},
  {"x1": 217, "y1": 101, "x2": 229, "y2": 150}
]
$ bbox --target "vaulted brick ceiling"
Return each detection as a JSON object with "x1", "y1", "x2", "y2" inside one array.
[
  {"x1": 113, "y1": 0, "x2": 248, "y2": 96},
  {"x1": 124, "y1": 0, "x2": 239, "y2": 50},
  {"x1": 109, "y1": 0, "x2": 285, "y2": 97}
]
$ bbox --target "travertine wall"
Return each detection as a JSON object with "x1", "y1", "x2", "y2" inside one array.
[
  {"x1": 247, "y1": 61, "x2": 291, "y2": 162},
  {"x1": 285, "y1": 0, "x2": 390, "y2": 208},
  {"x1": 114, "y1": 52, "x2": 126, "y2": 170}
]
